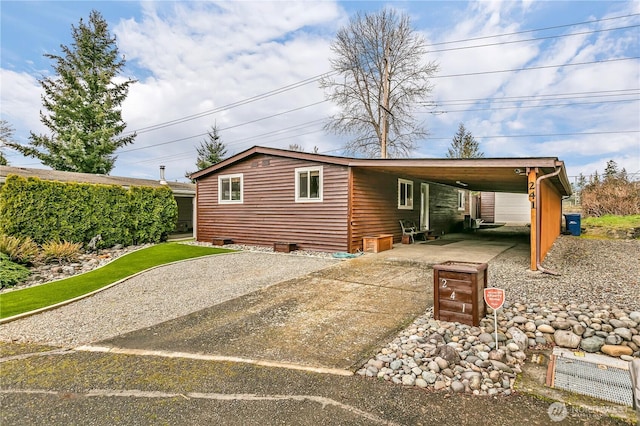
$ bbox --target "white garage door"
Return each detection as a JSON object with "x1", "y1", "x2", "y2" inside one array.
[{"x1": 494, "y1": 193, "x2": 531, "y2": 224}]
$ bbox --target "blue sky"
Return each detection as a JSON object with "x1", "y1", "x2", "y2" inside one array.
[{"x1": 1, "y1": 1, "x2": 638, "y2": 183}]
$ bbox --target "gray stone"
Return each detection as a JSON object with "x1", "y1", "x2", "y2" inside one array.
[
  {"x1": 422, "y1": 371, "x2": 437, "y2": 384},
  {"x1": 609, "y1": 319, "x2": 626, "y2": 329},
  {"x1": 478, "y1": 333, "x2": 494, "y2": 344},
  {"x1": 506, "y1": 342, "x2": 520, "y2": 352},
  {"x1": 389, "y1": 360, "x2": 403, "y2": 370},
  {"x1": 524, "y1": 322, "x2": 537, "y2": 332},
  {"x1": 554, "y1": 330, "x2": 581, "y2": 349},
  {"x1": 490, "y1": 360, "x2": 513, "y2": 373},
  {"x1": 512, "y1": 315, "x2": 527, "y2": 324},
  {"x1": 614, "y1": 328, "x2": 632, "y2": 341},
  {"x1": 489, "y1": 349, "x2": 505, "y2": 361},
  {"x1": 572, "y1": 323, "x2": 586, "y2": 336},
  {"x1": 451, "y1": 381, "x2": 465, "y2": 393},
  {"x1": 580, "y1": 336, "x2": 605, "y2": 353},
  {"x1": 551, "y1": 320, "x2": 571, "y2": 330},
  {"x1": 465, "y1": 355, "x2": 479, "y2": 365},
  {"x1": 411, "y1": 367, "x2": 423, "y2": 376},
  {"x1": 601, "y1": 324, "x2": 614, "y2": 333},
  {"x1": 427, "y1": 361, "x2": 440, "y2": 373},
  {"x1": 632, "y1": 335, "x2": 640, "y2": 347},
  {"x1": 620, "y1": 355, "x2": 634, "y2": 362},
  {"x1": 435, "y1": 357, "x2": 449, "y2": 370},
  {"x1": 629, "y1": 311, "x2": 640, "y2": 322},
  {"x1": 401, "y1": 374, "x2": 415, "y2": 386},
  {"x1": 582, "y1": 328, "x2": 595, "y2": 338},
  {"x1": 477, "y1": 351, "x2": 489, "y2": 361},
  {"x1": 606, "y1": 334, "x2": 623, "y2": 345},
  {"x1": 507, "y1": 327, "x2": 528, "y2": 351}
]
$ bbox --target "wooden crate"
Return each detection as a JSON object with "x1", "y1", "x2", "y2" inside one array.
[
  {"x1": 363, "y1": 234, "x2": 394, "y2": 253},
  {"x1": 433, "y1": 261, "x2": 488, "y2": 326},
  {"x1": 274, "y1": 242, "x2": 297, "y2": 253}
]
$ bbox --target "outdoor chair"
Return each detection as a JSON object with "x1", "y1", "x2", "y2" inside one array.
[{"x1": 399, "y1": 219, "x2": 428, "y2": 243}]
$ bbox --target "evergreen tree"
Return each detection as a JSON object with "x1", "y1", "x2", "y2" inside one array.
[
  {"x1": 195, "y1": 125, "x2": 227, "y2": 170},
  {"x1": 0, "y1": 119, "x2": 14, "y2": 165},
  {"x1": 5, "y1": 10, "x2": 136, "y2": 174},
  {"x1": 446, "y1": 123, "x2": 484, "y2": 158}
]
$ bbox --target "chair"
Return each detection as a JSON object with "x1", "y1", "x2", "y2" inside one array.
[{"x1": 399, "y1": 219, "x2": 427, "y2": 243}]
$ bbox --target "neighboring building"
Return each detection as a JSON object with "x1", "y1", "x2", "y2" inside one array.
[
  {"x1": 0, "y1": 165, "x2": 195, "y2": 235},
  {"x1": 191, "y1": 146, "x2": 572, "y2": 270}
]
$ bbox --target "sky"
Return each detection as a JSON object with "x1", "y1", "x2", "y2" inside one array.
[{"x1": 1, "y1": 0, "x2": 638, "y2": 184}]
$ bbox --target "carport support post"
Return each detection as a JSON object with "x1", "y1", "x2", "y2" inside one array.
[{"x1": 528, "y1": 168, "x2": 538, "y2": 271}]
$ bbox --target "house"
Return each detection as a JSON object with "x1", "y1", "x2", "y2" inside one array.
[
  {"x1": 0, "y1": 165, "x2": 196, "y2": 235},
  {"x1": 191, "y1": 146, "x2": 572, "y2": 270}
]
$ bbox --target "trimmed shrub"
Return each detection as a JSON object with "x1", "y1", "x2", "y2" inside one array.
[
  {"x1": 40, "y1": 240, "x2": 83, "y2": 264},
  {"x1": 0, "y1": 175, "x2": 177, "y2": 247},
  {"x1": 0, "y1": 253, "x2": 30, "y2": 289}
]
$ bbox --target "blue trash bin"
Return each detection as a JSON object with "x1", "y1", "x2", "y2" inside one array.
[{"x1": 564, "y1": 214, "x2": 581, "y2": 236}]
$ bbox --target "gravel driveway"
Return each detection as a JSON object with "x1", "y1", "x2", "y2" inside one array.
[{"x1": 0, "y1": 252, "x2": 337, "y2": 346}]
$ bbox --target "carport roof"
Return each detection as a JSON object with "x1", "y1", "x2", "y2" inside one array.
[{"x1": 191, "y1": 146, "x2": 572, "y2": 196}]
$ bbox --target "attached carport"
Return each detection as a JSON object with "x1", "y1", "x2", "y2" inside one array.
[{"x1": 349, "y1": 158, "x2": 572, "y2": 271}]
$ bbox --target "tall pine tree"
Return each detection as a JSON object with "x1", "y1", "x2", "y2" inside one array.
[
  {"x1": 195, "y1": 125, "x2": 227, "y2": 170},
  {"x1": 446, "y1": 123, "x2": 484, "y2": 159},
  {"x1": 7, "y1": 10, "x2": 136, "y2": 174}
]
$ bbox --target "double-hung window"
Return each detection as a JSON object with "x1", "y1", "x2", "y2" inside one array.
[
  {"x1": 295, "y1": 166, "x2": 323, "y2": 202},
  {"x1": 398, "y1": 178, "x2": 413, "y2": 210},
  {"x1": 219, "y1": 174, "x2": 243, "y2": 203}
]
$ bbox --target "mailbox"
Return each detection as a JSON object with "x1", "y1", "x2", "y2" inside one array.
[{"x1": 433, "y1": 261, "x2": 488, "y2": 326}]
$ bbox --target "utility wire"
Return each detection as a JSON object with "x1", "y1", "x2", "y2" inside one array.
[
  {"x1": 426, "y1": 13, "x2": 640, "y2": 46},
  {"x1": 117, "y1": 14, "x2": 639, "y2": 137},
  {"x1": 429, "y1": 24, "x2": 640, "y2": 53}
]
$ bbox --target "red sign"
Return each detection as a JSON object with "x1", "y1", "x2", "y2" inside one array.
[{"x1": 484, "y1": 288, "x2": 505, "y2": 310}]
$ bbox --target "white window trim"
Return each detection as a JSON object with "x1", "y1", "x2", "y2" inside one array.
[
  {"x1": 398, "y1": 178, "x2": 414, "y2": 210},
  {"x1": 218, "y1": 173, "x2": 244, "y2": 204},
  {"x1": 295, "y1": 166, "x2": 323, "y2": 203},
  {"x1": 457, "y1": 189, "x2": 466, "y2": 211}
]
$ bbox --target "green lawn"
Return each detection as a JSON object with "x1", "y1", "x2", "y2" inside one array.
[
  {"x1": 581, "y1": 214, "x2": 640, "y2": 229},
  {"x1": 0, "y1": 243, "x2": 233, "y2": 319}
]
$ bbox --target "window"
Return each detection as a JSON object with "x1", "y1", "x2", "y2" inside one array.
[
  {"x1": 295, "y1": 166, "x2": 323, "y2": 202},
  {"x1": 457, "y1": 190, "x2": 466, "y2": 211},
  {"x1": 398, "y1": 178, "x2": 413, "y2": 209},
  {"x1": 219, "y1": 174, "x2": 243, "y2": 203}
]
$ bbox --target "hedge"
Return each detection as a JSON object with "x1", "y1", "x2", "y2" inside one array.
[{"x1": 0, "y1": 175, "x2": 178, "y2": 247}]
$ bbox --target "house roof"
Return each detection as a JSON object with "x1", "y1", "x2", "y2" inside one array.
[
  {"x1": 0, "y1": 166, "x2": 195, "y2": 196},
  {"x1": 190, "y1": 146, "x2": 572, "y2": 196}
]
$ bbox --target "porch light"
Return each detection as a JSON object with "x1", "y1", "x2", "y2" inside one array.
[{"x1": 456, "y1": 180, "x2": 468, "y2": 187}]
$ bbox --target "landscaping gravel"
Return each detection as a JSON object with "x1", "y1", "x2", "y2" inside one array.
[
  {"x1": 358, "y1": 235, "x2": 640, "y2": 394},
  {"x1": 0, "y1": 251, "x2": 338, "y2": 346}
]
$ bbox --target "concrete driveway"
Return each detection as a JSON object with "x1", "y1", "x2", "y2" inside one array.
[{"x1": 89, "y1": 238, "x2": 515, "y2": 372}]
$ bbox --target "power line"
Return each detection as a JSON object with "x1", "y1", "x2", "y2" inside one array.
[
  {"x1": 432, "y1": 57, "x2": 639, "y2": 79},
  {"x1": 418, "y1": 98, "x2": 639, "y2": 114},
  {"x1": 425, "y1": 130, "x2": 639, "y2": 141},
  {"x1": 429, "y1": 24, "x2": 640, "y2": 53},
  {"x1": 426, "y1": 13, "x2": 640, "y2": 47},
  {"x1": 111, "y1": 14, "x2": 639, "y2": 140}
]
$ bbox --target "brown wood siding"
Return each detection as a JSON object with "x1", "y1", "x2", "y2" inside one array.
[
  {"x1": 349, "y1": 170, "x2": 464, "y2": 251},
  {"x1": 429, "y1": 183, "x2": 467, "y2": 235},
  {"x1": 540, "y1": 178, "x2": 562, "y2": 262},
  {"x1": 480, "y1": 192, "x2": 496, "y2": 223},
  {"x1": 196, "y1": 154, "x2": 349, "y2": 252}
]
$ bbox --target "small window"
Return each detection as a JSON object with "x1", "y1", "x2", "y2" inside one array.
[
  {"x1": 398, "y1": 179, "x2": 413, "y2": 210},
  {"x1": 457, "y1": 190, "x2": 466, "y2": 211},
  {"x1": 219, "y1": 174, "x2": 243, "y2": 203},
  {"x1": 295, "y1": 166, "x2": 323, "y2": 202}
]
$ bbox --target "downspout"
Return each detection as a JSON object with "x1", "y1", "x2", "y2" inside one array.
[{"x1": 535, "y1": 167, "x2": 562, "y2": 275}]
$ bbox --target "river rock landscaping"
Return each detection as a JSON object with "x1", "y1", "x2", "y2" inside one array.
[{"x1": 358, "y1": 235, "x2": 640, "y2": 396}]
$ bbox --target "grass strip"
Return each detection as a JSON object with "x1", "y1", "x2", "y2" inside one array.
[{"x1": 0, "y1": 243, "x2": 233, "y2": 319}]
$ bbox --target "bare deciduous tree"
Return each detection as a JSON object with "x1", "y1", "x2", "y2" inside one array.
[{"x1": 320, "y1": 8, "x2": 438, "y2": 158}]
